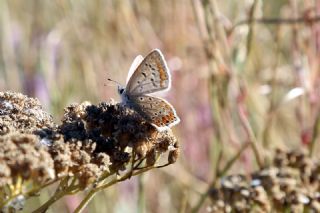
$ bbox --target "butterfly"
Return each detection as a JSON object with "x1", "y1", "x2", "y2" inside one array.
[{"x1": 111, "y1": 49, "x2": 180, "y2": 132}]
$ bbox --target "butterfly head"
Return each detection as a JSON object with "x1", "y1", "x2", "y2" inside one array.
[
  {"x1": 108, "y1": 78, "x2": 124, "y2": 94},
  {"x1": 116, "y1": 84, "x2": 129, "y2": 103},
  {"x1": 117, "y1": 86, "x2": 125, "y2": 95}
]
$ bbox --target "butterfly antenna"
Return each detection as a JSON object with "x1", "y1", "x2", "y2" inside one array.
[{"x1": 107, "y1": 78, "x2": 122, "y2": 87}]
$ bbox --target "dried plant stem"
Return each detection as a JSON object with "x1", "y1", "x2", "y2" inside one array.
[
  {"x1": 214, "y1": 146, "x2": 223, "y2": 178},
  {"x1": 0, "y1": 178, "x2": 60, "y2": 209},
  {"x1": 73, "y1": 190, "x2": 96, "y2": 213},
  {"x1": 237, "y1": 103, "x2": 263, "y2": 168},
  {"x1": 74, "y1": 166, "x2": 154, "y2": 213},
  {"x1": 137, "y1": 175, "x2": 145, "y2": 213},
  {"x1": 262, "y1": 40, "x2": 281, "y2": 148},
  {"x1": 234, "y1": 16, "x2": 320, "y2": 30},
  {"x1": 179, "y1": 192, "x2": 188, "y2": 213},
  {"x1": 27, "y1": 179, "x2": 61, "y2": 196},
  {"x1": 245, "y1": 0, "x2": 260, "y2": 58},
  {"x1": 32, "y1": 189, "x2": 70, "y2": 213},
  {"x1": 309, "y1": 110, "x2": 320, "y2": 156},
  {"x1": 217, "y1": 141, "x2": 251, "y2": 176},
  {"x1": 239, "y1": 0, "x2": 264, "y2": 168},
  {"x1": 190, "y1": 1, "x2": 261, "y2": 211},
  {"x1": 32, "y1": 177, "x2": 78, "y2": 213}
]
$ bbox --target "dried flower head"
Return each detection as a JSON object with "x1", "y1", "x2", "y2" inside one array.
[
  {"x1": 52, "y1": 101, "x2": 179, "y2": 187},
  {"x1": 0, "y1": 92, "x2": 179, "y2": 212},
  {"x1": 0, "y1": 92, "x2": 54, "y2": 135},
  {"x1": 208, "y1": 149, "x2": 320, "y2": 212},
  {"x1": 0, "y1": 133, "x2": 55, "y2": 186}
]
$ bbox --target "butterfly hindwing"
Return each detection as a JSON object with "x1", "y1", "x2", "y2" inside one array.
[
  {"x1": 125, "y1": 49, "x2": 171, "y2": 96},
  {"x1": 127, "y1": 95, "x2": 180, "y2": 130}
]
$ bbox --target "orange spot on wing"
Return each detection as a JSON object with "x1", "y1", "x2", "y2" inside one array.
[
  {"x1": 156, "y1": 62, "x2": 166, "y2": 87},
  {"x1": 153, "y1": 118, "x2": 163, "y2": 126}
]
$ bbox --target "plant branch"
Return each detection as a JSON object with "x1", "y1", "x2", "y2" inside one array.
[
  {"x1": 74, "y1": 166, "x2": 155, "y2": 213},
  {"x1": 32, "y1": 177, "x2": 78, "y2": 213},
  {"x1": 309, "y1": 110, "x2": 320, "y2": 156},
  {"x1": 232, "y1": 16, "x2": 320, "y2": 32}
]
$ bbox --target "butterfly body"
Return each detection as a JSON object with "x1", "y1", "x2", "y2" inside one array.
[{"x1": 118, "y1": 49, "x2": 180, "y2": 131}]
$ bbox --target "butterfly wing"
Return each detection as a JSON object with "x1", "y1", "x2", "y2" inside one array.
[
  {"x1": 126, "y1": 55, "x2": 144, "y2": 84},
  {"x1": 127, "y1": 95, "x2": 180, "y2": 131},
  {"x1": 125, "y1": 49, "x2": 171, "y2": 96}
]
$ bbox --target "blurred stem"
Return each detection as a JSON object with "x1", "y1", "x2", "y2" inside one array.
[
  {"x1": 237, "y1": 0, "x2": 263, "y2": 166},
  {"x1": 73, "y1": 190, "x2": 96, "y2": 213},
  {"x1": 191, "y1": 0, "x2": 265, "y2": 211},
  {"x1": 190, "y1": 0, "x2": 206, "y2": 48},
  {"x1": 25, "y1": 178, "x2": 60, "y2": 196},
  {"x1": 137, "y1": 174, "x2": 145, "y2": 213},
  {"x1": 214, "y1": 144, "x2": 224, "y2": 179},
  {"x1": 217, "y1": 141, "x2": 251, "y2": 176},
  {"x1": 245, "y1": 0, "x2": 260, "y2": 58},
  {"x1": 208, "y1": 0, "x2": 230, "y2": 59},
  {"x1": 237, "y1": 102, "x2": 263, "y2": 168},
  {"x1": 233, "y1": 16, "x2": 320, "y2": 31},
  {"x1": 74, "y1": 166, "x2": 154, "y2": 213},
  {"x1": 191, "y1": 0, "x2": 227, "y2": 179},
  {"x1": 179, "y1": 192, "x2": 188, "y2": 213},
  {"x1": 32, "y1": 177, "x2": 78, "y2": 213},
  {"x1": 262, "y1": 113, "x2": 274, "y2": 147},
  {"x1": 261, "y1": 29, "x2": 281, "y2": 148},
  {"x1": 309, "y1": 110, "x2": 320, "y2": 156},
  {"x1": 32, "y1": 187, "x2": 75, "y2": 213}
]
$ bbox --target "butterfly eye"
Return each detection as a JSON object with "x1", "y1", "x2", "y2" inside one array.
[{"x1": 119, "y1": 88, "x2": 124, "y2": 94}]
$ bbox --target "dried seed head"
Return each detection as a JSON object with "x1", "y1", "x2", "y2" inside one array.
[
  {"x1": 0, "y1": 133, "x2": 55, "y2": 186},
  {"x1": 208, "y1": 149, "x2": 320, "y2": 212},
  {"x1": 146, "y1": 149, "x2": 157, "y2": 167},
  {"x1": 0, "y1": 92, "x2": 54, "y2": 134},
  {"x1": 0, "y1": 92, "x2": 179, "y2": 201},
  {"x1": 77, "y1": 164, "x2": 101, "y2": 187},
  {"x1": 59, "y1": 102, "x2": 178, "y2": 169},
  {"x1": 168, "y1": 149, "x2": 180, "y2": 164}
]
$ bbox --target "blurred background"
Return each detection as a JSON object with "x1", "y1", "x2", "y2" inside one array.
[{"x1": 1, "y1": 0, "x2": 320, "y2": 212}]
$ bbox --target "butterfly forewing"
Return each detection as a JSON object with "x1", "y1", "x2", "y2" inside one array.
[
  {"x1": 126, "y1": 49, "x2": 171, "y2": 96},
  {"x1": 126, "y1": 55, "x2": 144, "y2": 84},
  {"x1": 128, "y1": 95, "x2": 180, "y2": 129}
]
